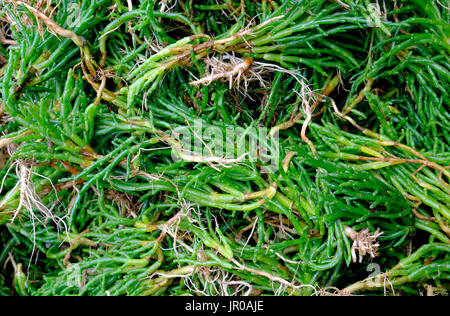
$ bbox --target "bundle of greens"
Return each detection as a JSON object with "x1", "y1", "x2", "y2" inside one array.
[{"x1": 0, "y1": 0, "x2": 449, "y2": 296}]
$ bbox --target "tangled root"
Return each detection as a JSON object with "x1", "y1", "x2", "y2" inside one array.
[
  {"x1": 344, "y1": 226, "x2": 383, "y2": 263},
  {"x1": 3, "y1": 0, "x2": 58, "y2": 38},
  {"x1": 190, "y1": 55, "x2": 253, "y2": 89}
]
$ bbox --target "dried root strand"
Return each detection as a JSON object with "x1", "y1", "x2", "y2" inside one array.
[
  {"x1": 0, "y1": 130, "x2": 33, "y2": 149},
  {"x1": 156, "y1": 122, "x2": 249, "y2": 171},
  {"x1": 0, "y1": 23, "x2": 17, "y2": 45},
  {"x1": 12, "y1": 162, "x2": 53, "y2": 222},
  {"x1": 229, "y1": 257, "x2": 316, "y2": 295},
  {"x1": 333, "y1": 0, "x2": 350, "y2": 9},
  {"x1": 10, "y1": 1, "x2": 84, "y2": 46},
  {"x1": 344, "y1": 226, "x2": 383, "y2": 263},
  {"x1": 190, "y1": 57, "x2": 253, "y2": 89}
]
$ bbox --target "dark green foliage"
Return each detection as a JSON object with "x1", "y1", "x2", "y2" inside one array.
[{"x1": 0, "y1": 0, "x2": 448, "y2": 296}]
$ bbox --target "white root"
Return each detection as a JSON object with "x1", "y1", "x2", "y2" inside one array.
[
  {"x1": 0, "y1": 154, "x2": 70, "y2": 261},
  {"x1": 190, "y1": 57, "x2": 253, "y2": 89},
  {"x1": 174, "y1": 117, "x2": 250, "y2": 171},
  {"x1": 344, "y1": 226, "x2": 384, "y2": 263}
]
